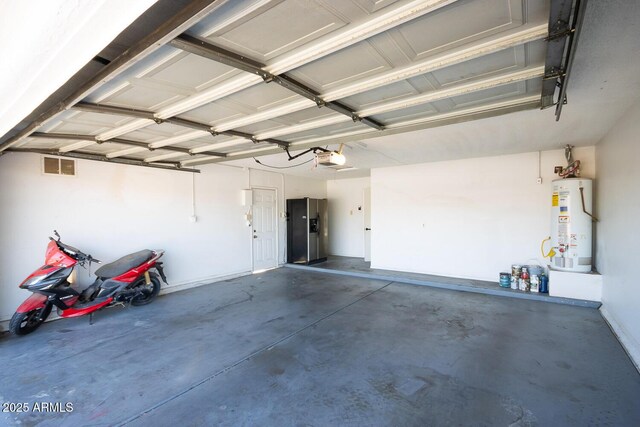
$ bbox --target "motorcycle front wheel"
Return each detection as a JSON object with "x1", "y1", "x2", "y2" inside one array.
[
  {"x1": 131, "y1": 275, "x2": 161, "y2": 306},
  {"x1": 9, "y1": 304, "x2": 52, "y2": 335}
]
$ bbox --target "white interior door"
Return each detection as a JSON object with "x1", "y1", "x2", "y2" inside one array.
[
  {"x1": 364, "y1": 187, "x2": 371, "y2": 262},
  {"x1": 252, "y1": 188, "x2": 278, "y2": 271}
]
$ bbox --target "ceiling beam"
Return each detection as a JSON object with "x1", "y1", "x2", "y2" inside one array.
[
  {"x1": 70, "y1": 102, "x2": 290, "y2": 159},
  {"x1": 541, "y1": 0, "x2": 573, "y2": 108},
  {"x1": 74, "y1": 102, "x2": 157, "y2": 120},
  {"x1": 184, "y1": 95, "x2": 541, "y2": 166},
  {"x1": 0, "y1": 0, "x2": 230, "y2": 153},
  {"x1": 205, "y1": 24, "x2": 549, "y2": 134},
  {"x1": 541, "y1": 0, "x2": 589, "y2": 118},
  {"x1": 97, "y1": 118, "x2": 156, "y2": 141},
  {"x1": 105, "y1": 131, "x2": 208, "y2": 159},
  {"x1": 73, "y1": 102, "x2": 288, "y2": 144},
  {"x1": 358, "y1": 66, "x2": 545, "y2": 117},
  {"x1": 106, "y1": 147, "x2": 151, "y2": 159},
  {"x1": 29, "y1": 132, "x2": 227, "y2": 158},
  {"x1": 188, "y1": 137, "x2": 246, "y2": 153},
  {"x1": 78, "y1": 0, "x2": 459, "y2": 141},
  {"x1": 322, "y1": 24, "x2": 548, "y2": 102},
  {"x1": 110, "y1": 137, "x2": 227, "y2": 158},
  {"x1": 251, "y1": 66, "x2": 545, "y2": 141},
  {"x1": 255, "y1": 116, "x2": 351, "y2": 141},
  {"x1": 553, "y1": 0, "x2": 588, "y2": 120},
  {"x1": 6, "y1": 149, "x2": 200, "y2": 173},
  {"x1": 121, "y1": 64, "x2": 546, "y2": 161},
  {"x1": 169, "y1": 34, "x2": 385, "y2": 131},
  {"x1": 59, "y1": 140, "x2": 97, "y2": 153},
  {"x1": 144, "y1": 152, "x2": 189, "y2": 163},
  {"x1": 94, "y1": 23, "x2": 550, "y2": 158}
]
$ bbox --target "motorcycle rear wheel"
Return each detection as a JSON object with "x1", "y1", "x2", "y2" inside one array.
[
  {"x1": 9, "y1": 305, "x2": 52, "y2": 335},
  {"x1": 131, "y1": 275, "x2": 161, "y2": 306}
]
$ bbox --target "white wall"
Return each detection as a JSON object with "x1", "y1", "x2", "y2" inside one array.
[
  {"x1": 0, "y1": 154, "x2": 325, "y2": 327},
  {"x1": 284, "y1": 174, "x2": 327, "y2": 199},
  {"x1": 326, "y1": 177, "x2": 370, "y2": 257},
  {"x1": 596, "y1": 101, "x2": 640, "y2": 370},
  {"x1": 370, "y1": 147, "x2": 596, "y2": 280},
  {"x1": 0, "y1": 154, "x2": 250, "y2": 324}
]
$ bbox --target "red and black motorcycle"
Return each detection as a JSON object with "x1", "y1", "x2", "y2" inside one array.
[{"x1": 10, "y1": 231, "x2": 167, "y2": 336}]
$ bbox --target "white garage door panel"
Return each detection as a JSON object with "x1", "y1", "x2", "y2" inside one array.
[
  {"x1": 205, "y1": 0, "x2": 351, "y2": 62},
  {"x1": 223, "y1": 82, "x2": 300, "y2": 112},
  {"x1": 394, "y1": 0, "x2": 524, "y2": 60},
  {"x1": 432, "y1": 47, "x2": 525, "y2": 87},
  {"x1": 12, "y1": 0, "x2": 554, "y2": 167},
  {"x1": 145, "y1": 52, "x2": 240, "y2": 91},
  {"x1": 284, "y1": 121, "x2": 371, "y2": 143},
  {"x1": 291, "y1": 41, "x2": 393, "y2": 91},
  {"x1": 46, "y1": 121, "x2": 112, "y2": 137},
  {"x1": 369, "y1": 103, "x2": 439, "y2": 125},
  {"x1": 179, "y1": 101, "x2": 247, "y2": 125},
  {"x1": 105, "y1": 82, "x2": 185, "y2": 111}
]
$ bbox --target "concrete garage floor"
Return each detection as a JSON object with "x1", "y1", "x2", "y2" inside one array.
[{"x1": 1, "y1": 269, "x2": 639, "y2": 426}]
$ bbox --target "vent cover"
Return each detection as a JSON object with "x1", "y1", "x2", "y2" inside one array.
[{"x1": 43, "y1": 157, "x2": 75, "y2": 176}]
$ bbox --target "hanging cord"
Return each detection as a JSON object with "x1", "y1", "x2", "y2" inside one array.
[
  {"x1": 253, "y1": 158, "x2": 314, "y2": 169},
  {"x1": 253, "y1": 145, "x2": 331, "y2": 169}
]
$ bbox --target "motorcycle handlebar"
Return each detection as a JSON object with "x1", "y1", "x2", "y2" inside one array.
[
  {"x1": 78, "y1": 252, "x2": 101, "y2": 264},
  {"x1": 88, "y1": 255, "x2": 102, "y2": 264},
  {"x1": 48, "y1": 236, "x2": 101, "y2": 264}
]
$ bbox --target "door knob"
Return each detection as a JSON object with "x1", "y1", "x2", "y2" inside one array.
[
  {"x1": 253, "y1": 235, "x2": 258, "y2": 239},
  {"x1": 365, "y1": 228, "x2": 371, "y2": 231}
]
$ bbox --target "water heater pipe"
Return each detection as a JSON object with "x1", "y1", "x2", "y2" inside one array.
[{"x1": 579, "y1": 186, "x2": 598, "y2": 222}]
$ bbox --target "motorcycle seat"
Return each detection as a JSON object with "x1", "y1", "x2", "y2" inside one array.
[{"x1": 95, "y1": 250, "x2": 154, "y2": 279}]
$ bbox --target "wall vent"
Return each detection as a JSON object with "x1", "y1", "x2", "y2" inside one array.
[{"x1": 43, "y1": 157, "x2": 76, "y2": 176}]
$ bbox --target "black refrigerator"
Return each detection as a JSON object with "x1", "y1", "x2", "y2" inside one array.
[{"x1": 287, "y1": 198, "x2": 328, "y2": 264}]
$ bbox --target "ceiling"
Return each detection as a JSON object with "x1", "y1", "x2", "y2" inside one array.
[{"x1": 2, "y1": 0, "x2": 638, "y2": 179}]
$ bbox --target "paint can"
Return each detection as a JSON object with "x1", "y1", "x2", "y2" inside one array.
[
  {"x1": 527, "y1": 265, "x2": 544, "y2": 277},
  {"x1": 519, "y1": 266, "x2": 530, "y2": 292},
  {"x1": 499, "y1": 272, "x2": 511, "y2": 288},
  {"x1": 530, "y1": 274, "x2": 540, "y2": 293},
  {"x1": 539, "y1": 274, "x2": 549, "y2": 293},
  {"x1": 510, "y1": 265, "x2": 521, "y2": 290}
]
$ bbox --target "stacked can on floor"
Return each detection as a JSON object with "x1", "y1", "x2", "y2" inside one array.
[
  {"x1": 499, "y1": 272, "x2": 511, "y2": 288},
  {"x1": 510, "y1": 265, "x2": 520, "y2": 290},
  {"x1": 506, "y1": 265, "x2": 548, "y2": 293}
]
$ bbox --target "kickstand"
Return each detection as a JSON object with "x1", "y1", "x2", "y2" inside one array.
[{"x1": 89, "y1": 312, "x2": 94, "y2": 326}]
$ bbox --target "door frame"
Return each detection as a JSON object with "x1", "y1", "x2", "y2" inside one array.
[
  {"x1": 251, "y1": 186, "x2": 279, "y2": 272},
  {"x1": 363, "y1": 186, "x2": 371, "y2": 262}
]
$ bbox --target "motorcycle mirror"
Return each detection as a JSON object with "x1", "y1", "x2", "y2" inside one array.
[{"x1": 53, "y1": 230, "x2": 60, "y2": 241}]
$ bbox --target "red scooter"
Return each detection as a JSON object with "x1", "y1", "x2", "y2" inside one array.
[{"x1": 10, "y1": 231, "x2": 167, "y2": 336}]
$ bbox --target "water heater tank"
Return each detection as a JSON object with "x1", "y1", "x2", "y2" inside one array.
[{"x1": 550, "y1": 178, "x2": 593, "y2": 272}]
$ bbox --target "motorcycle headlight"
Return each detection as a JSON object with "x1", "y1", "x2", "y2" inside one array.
[{"x1": 20, "y1": 275, "x2": 47, "y2": 288}]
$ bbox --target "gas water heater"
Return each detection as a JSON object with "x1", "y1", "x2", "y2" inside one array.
[{"x1": 550, "y1": 177, "x2": 593, "y2": 272}]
